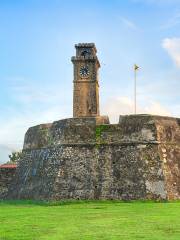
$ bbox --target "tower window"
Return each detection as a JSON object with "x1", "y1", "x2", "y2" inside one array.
[{"x1": 81, "y1": 50, "x2": 90, "y2": 57}]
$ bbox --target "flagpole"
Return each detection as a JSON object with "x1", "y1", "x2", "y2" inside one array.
[
  {"x1": 134, "y1": 66, "x2": 137, "y2": 114},
  {"x1": 134, "y1": 64, "x2": 140, "y2": 114}
]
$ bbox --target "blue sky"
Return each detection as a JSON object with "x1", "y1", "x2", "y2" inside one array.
[{"x1": 0, "y1": 0, "x2": 180, "y2": 162}]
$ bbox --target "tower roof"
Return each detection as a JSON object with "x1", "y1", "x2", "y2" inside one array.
[{"x1": 75, "y1": 43, "x2": 97, "y2": 52}]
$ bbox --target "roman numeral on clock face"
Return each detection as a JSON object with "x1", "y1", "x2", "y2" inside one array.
[{"x1": 79, "y1": 66, "x2": 89, "y2": 77}]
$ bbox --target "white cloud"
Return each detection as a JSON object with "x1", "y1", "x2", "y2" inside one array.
[
  {"x1": 121, "y1": 17, "x2": 138, "y2": 30},
  {"x1": 0, "y1": 84, "x2": 71, "y2": 164},
  {"x1": 0, "y1": 105, "x2": 71, "y2": 163},
  {"x1": 144, "y1": 102, "x2": 171, "y2": 116},
  {"x1": 0, "y1": 106, "x2": 69, "y2": 147},
  {"x1": 0, "y1": 76, "x2": 71, "y2": 141},
  {"x1": 0, "y1": 77, "x2": 72, "y2": 163},
  {"x1": 171, "y1": 104, "x2": 180, "y2": 116},
  {"x1": 162, "y1": 38, "x2": 180, "y2": 67},
  {"x1": 161, "y1": 13, "x2": 180, "y2": 29},
  {"x1": 101, "y1": 97, "x2": 134, "y2": 123},
  {"x1": 0, "y1": 145, "x2": 15, "y2": 164},
  {"x1": 101, "y1": 97, "x2": 171, "y2": 123}
]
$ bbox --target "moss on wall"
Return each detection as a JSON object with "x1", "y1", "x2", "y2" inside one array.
[{"x1": 95, "y1": 125, "x2": 110, "y2": 146}]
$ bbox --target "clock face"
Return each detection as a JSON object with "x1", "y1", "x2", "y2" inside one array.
[{"x1": 79, "y1": 66, "x2": 89, "y2": 77}]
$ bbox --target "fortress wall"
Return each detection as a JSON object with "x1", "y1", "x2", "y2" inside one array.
[
  {"x1": 155, "y1": 117, "x2": 180, "y2": 200},
  {"x1": 8, "y1": 144, "x2": 164, "y2": 200},
  {"x1": 7, "y1": 115, "x2": 180, "y2": 200},
  {"x1": 0, "y1": 167, "x2": 17, "y2": 198}
]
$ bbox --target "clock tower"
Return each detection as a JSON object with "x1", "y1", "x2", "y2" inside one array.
[{"x1": 71, "y1": 43, "x2": 100, "y2": 117}]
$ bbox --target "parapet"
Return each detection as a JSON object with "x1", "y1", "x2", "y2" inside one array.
[
  {"x1": 23, "y1": 114, "x2": 180, "y2": 150},
  {"x1": 23, "y1": 116, "x2": 109, "y2": 150}
]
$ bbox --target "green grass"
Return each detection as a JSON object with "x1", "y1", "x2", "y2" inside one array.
[{"x1": 0, "y1": 200, "x2": 180, "y2": 240}]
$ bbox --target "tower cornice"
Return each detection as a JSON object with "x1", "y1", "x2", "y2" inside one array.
[{"x1": 71, "y1": 56, "x2": 100, "y2": 67}]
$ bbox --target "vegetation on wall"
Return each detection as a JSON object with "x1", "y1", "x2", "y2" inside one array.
[{"x1": 95, "y1": 125, "x2": 110, "y2": 145}]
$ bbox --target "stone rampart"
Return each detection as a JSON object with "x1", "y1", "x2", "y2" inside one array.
[
  {"x1": 7, "y1": 115, "x2": 180, "y2": 200},
  {"x1": 0, "y1": 165, "x2": 17, "y2": 198}
]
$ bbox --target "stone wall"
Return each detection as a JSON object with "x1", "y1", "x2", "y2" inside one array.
[
  {"x1": 155, "y1": 117, "x2": 180, "y2": 199},
  {"x1": 6, "y1": 115, "x2": 180, "y2": 200},
  {"x1": 0, "y1": 166, "x2": 17, "y2": 198}
]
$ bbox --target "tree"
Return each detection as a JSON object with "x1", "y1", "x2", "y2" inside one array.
[{"x1": 8, "y1": 151, "x2": 22, "y2": 164}]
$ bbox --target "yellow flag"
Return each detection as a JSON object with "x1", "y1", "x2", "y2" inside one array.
[{"x1": 134, "y1": 64, "x2": 139, "y2": 71}]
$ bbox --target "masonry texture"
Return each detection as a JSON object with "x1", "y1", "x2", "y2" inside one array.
[
  {"x1": 7, "y1": 114, "x2": 180, "y2": 200},
  {"x1": 0, "y1": 165, "x2": 17, "y2": 198}
]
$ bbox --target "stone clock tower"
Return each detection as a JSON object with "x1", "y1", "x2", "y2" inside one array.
[{"x1": 71, "y1": 43, "x2": 100, "y2": 117}]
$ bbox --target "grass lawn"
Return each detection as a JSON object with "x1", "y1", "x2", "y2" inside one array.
[{"x1": 0, "y1": 200, "x2": 180, "y2": 240}]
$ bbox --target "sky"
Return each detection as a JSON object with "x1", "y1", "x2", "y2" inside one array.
[{"x1": 0, "y1": 0, "x2": 180, "y2": 163}]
